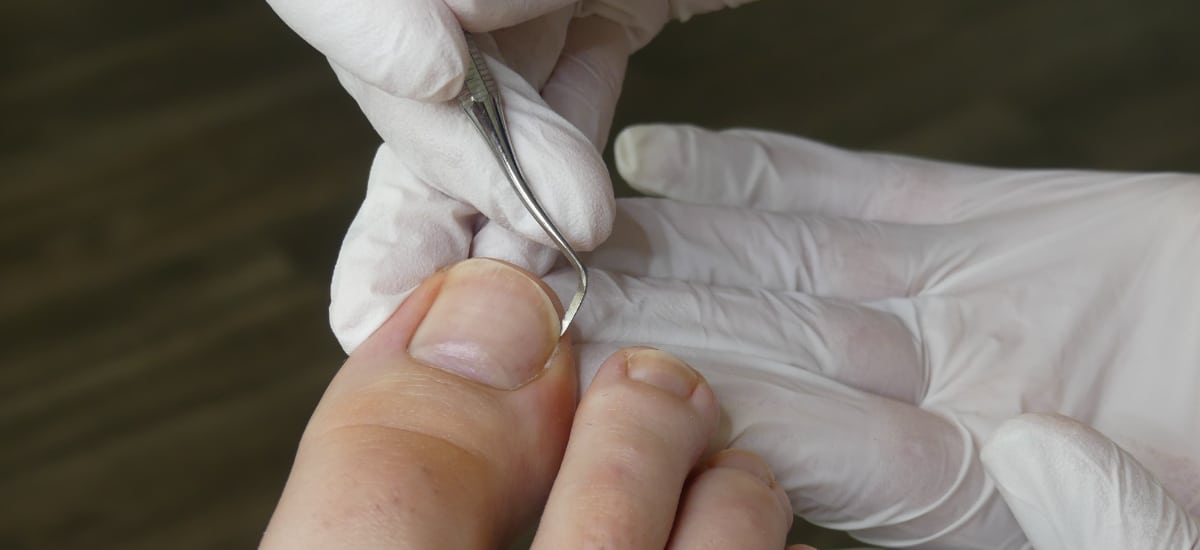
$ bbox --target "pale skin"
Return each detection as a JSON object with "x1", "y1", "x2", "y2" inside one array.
[{"x1": 260, "y1": 258, "x2": 813, "y2": 549}]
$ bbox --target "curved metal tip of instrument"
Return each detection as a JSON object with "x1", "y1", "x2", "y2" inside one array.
[{"x1": 559, "y1": 263, "x2": 587, "y2": 337}]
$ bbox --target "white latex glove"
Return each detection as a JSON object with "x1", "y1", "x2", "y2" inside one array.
[
  {"x1": 264, "y1": 0, "x2": 753, "y2": 352},
  {"x1": 541, "y1": 123, "x2": 1200, "y2": 548},
  {"x1": 981, "y1": 414, "x2": 1199, "y2": 548}
]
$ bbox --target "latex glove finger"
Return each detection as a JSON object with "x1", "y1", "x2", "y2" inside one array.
[
  {"x1": 614, "y1": 124, "x2": 1009, "y2": 224},
  {"x1": 264, "y1": 0, "x2": 578, "y2": 101},
  {"x1": 695, "y1": 358, "x2": 1016, "y2": 550},
  {"x1": 333, "y1": 37, "x2": 615, "y2": 252},
  {"x1": 540, "y1": 16, "x2": 629, "y2": 149},
  {"x1": 551, "y1": 268, "x2": 926, "y2": 405},
  {"x1": 330, "y1": 146, "x2": 476, "y2": 352},
  {"x1": 982, "y1": 414, "x2": 1200, "y2": 549},
  {"x1": 553, "y1": 266, "x2": 1027, "y2": 547},
  {"x1": 489, "y1": 8, "x2": 575, "y2": 93},
  {"x1": 484, "y1": 13, "x2": 629, "y2": 148},
  {"x1": 590, "y1": 197, "x2": 958, "y2": 300}
]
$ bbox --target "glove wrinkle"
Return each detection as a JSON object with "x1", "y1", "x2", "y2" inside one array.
[
  {"x1": 839, "y1": 415, "x2": 1017, "y2": 550},
  {"x1": 542, "y1": 17, "x2": 629, "y2": 148},
  {"x1": 490, "y1": 9, "x2": 574, "y2": 91}
]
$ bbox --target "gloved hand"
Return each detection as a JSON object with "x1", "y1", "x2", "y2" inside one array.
[
  {"x1": 263, "y1": 0, "x2": 754, "y2": 352},
  {"x1": 542, "y1": 123, "x2": 1200, "y2": 548},
  {"x1": 981, "y1": 414, "x2": 1199, "y2": 548}
]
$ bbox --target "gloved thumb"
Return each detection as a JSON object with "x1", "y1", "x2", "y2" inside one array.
[{"x1": 981, "y1": 414, "x2": 1200, "y2": 549}]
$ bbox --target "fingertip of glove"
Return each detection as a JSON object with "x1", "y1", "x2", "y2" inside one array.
[
  {"x1": 980, "y1": 413, "x2": 1135, "y2": 512},
  {"x1": 382, "y1": 31, "x2": 469, "y2": 102},
  {"x1": 614, "y1": 123, "x2": 714, "y2": 198},
  {"x1": 520, "y1": 128, "x2": 615, "y2": 251},
  {"x1": 982, "y1": 414, "x2": 1065, "y2": 474},
  {"x1": 499, "y1": 173, "x2": 613, "y2": 253},
  {"x1": 548, "y1": 192, "x2": 613, "y2": 252},
  {"x1": 405, "y1": 65, "x2": 467, "y2": 103},
  {"x1": 981, "y1": 413, "x2": 1098, "y2": 468},
  {"x1": 614, "y1": 124, "x2": 666, "y2": 192},
  {"x1": 982, "y1": 417, "x2": 1200, "y2": 548},
  {"x1": 613, "y1": 125, "x2": 641, "y2": 182}
]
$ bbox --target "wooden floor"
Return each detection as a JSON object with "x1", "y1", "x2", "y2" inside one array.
[{"x1": 3, "y1": 1, "x2": 1199, "y2": 548}]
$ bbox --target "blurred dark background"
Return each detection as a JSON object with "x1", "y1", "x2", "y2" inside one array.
[{"x1": 3, "y1": 1, "x2": 1199, "y2": 548}]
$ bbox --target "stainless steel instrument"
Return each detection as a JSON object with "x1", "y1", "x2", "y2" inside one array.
[{"x1": 456, "y1": 34, "x2": 588, "y2": 336}]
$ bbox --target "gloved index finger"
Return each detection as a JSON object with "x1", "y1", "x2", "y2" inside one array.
[
  {"x1": 266, "y1": 0, "x2": 468, "y2": 100},
  {"x1": 266, "y1": 0, "x2": 582, "y2": 101},
  {"x1": 332, "y1": 44, "x2": 616, "y2": 253},
  {"x1": 614, "y1": 124, "x2": 1003, "y2": 225}
]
